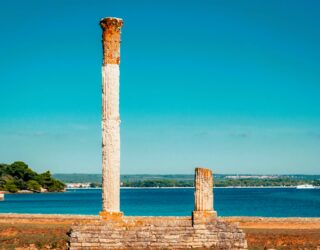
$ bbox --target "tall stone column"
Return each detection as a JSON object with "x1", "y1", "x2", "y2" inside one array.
[
  {"x1": 192, "y1": 167, "x2": 216, "y2": 225},
  {"x1": 99, "y1": 17, "x2": 123, "y2": 218}
]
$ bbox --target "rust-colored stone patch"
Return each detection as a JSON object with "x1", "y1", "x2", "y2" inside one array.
[{"x1": 100, "y1": 17, "x2": 123, "y2": 65}]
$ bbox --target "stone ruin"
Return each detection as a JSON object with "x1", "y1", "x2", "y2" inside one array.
[{"x1": 69, "y1": 17, "x2": 247, "y2": 250}]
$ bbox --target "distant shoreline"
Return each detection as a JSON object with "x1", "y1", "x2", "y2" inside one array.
[
  {"x1": 57, "y1": 173, "x2": 320, "y2": 190},
  {"x1": 4, "y1": 186, "x2": 318, "y2": 194},
  {"x1": 64, "y1": 186, "x2": 320, "y2": 190}
]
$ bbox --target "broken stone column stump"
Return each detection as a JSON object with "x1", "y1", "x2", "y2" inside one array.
[{"x1": 193, "y1": 167, "x2": 217, "y2": 225}]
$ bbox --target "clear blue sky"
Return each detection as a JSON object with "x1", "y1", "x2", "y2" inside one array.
[{"x1": 0, "y1": 0, "x2": 319, "y2": 174}]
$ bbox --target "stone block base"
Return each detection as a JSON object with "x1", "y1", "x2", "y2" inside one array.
[
  {"x1": 192, "y1": 210, "x2": 217, "y2": 225},
  {"x1": 69, "y1": 215, "x2": 247, "y2": 249}
]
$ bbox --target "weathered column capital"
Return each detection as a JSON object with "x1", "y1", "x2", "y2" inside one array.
[{"x1": 100, "y1": 17, "x2": 123, "y2": 65}]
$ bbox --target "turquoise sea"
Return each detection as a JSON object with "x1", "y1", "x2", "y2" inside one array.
[{"x1": 0, "y1": 188, "x2": 319, "y2": 217}]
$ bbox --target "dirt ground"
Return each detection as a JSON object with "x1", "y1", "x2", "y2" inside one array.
[
  {"x1": 0, "y1": 214, "x2": 319, "y2": 250},
  {"x1": 224, "y1": 217, "x2": 320, "y2": 250}
]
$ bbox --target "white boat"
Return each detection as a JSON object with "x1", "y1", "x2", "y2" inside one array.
[{"x1": 296, "y1": 184, "x2": 315, "y2": 189}]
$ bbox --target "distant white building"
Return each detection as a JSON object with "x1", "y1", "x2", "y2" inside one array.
[
  {"x1": 225, "y1": 175, "x2": 278, "y2": 179},
  {"x1": 66, "y1": 183, "x2": 91, "y2": 188}
]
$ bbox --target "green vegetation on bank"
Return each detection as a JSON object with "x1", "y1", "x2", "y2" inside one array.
[
  {"x1": 53, "y1": 173, "x2": 320, "y2": 188},
  {"x1": 215, "y1": 178, "x2": 320, "y2": 187},
  {"x1": 0, "y1": 161, "x2": 65, "y2": 193},
  {"x1": 121, "y1": 178, "x2": 320, "y2": 187},
  {"x1": 122, "y1": 180, "x2": 194, "y2": 187}
]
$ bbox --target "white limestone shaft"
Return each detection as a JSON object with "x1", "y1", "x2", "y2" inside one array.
[
  {"x1": 102, "y1": 64, "x2": 120, "y2": 212},
  {"x1": 194, "y1": 168, "x2": 214, "y2": 211},
  {"x1": 102, "y1": 64, "x2": 120, "y2": 119}
]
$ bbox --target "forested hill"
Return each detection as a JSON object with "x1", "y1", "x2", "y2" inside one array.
[{"x1": 0, "y1": 161, "x2": 65, "y2": 193}]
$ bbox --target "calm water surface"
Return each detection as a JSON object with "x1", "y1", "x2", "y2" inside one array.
[{"x1": 0, "y1": 188, "x2": 319, "y2": 217}]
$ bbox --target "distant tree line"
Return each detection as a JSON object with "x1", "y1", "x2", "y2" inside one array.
[
  {"x1": 54, "y1": 173, "x2": 320, "y2": 186},
  {"x1": 62, "y1": 178, "x2": 320, "y2": 188},
  {"x1": 121, "y1": 180, "x2": 194, "y2": 187},
  {"x1": 214, "y1": 178, "x2": 320, "y2": 187},
  {"x1": 119, "y1": 178, "x2": 320, "y2": 188},
  {"x1": 0, "y1": 161, "x2": 65, "y2": 193}
]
